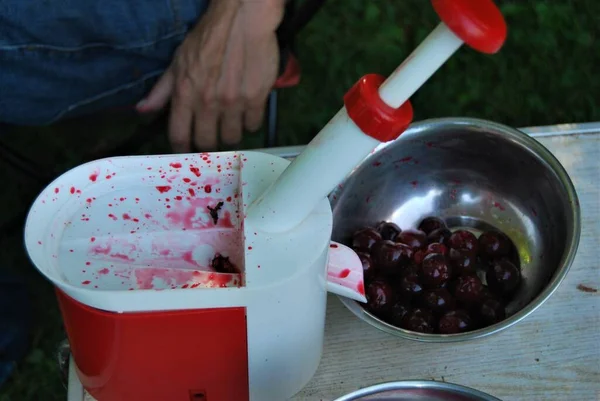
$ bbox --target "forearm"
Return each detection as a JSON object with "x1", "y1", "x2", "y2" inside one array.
[
  {"x1": 196, "y1": 0, "x2": 242, "y2": 38},
  {"x1": 241, "y1": 0, "x2": 286, "y2": 33}
]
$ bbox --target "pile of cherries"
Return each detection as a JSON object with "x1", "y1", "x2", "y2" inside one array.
[{"x1": 351, "y1": 217, "x2": 522, "y2": 334}]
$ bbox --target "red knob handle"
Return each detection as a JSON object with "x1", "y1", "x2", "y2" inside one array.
[{"x1": 431, "y1": 0, "x2": 507, "y2": 54}]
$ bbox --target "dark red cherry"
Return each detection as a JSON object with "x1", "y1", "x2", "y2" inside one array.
[
  {"x1": 366, "y1": 280, "x2": 395, "y2": 315},
  {"x1": 426, "y1": 242, "x2": 448, "y2": 256},
  {"x1": 372, "y1": 240, "x2": 413, "y2": 273},
  {"x1": 453, "y1": 274, "x2": 484, "y2": 305},
  {"x1": 388, "y1": 302, "x2": 411, "y2": 326},
  {"x1": 396, "y1": 229, "x2": 427, "y2": 250},
  {"x1": 398, "y1": 272, "x2": 424, "y2": 299},
  {"x1": 478, "y1": 231, "x2": 511, "y2": 259},
  {"x1": 438, "y1": 310, "x2": 473, "y2": 334},
  {"x1": 351, "y1": 227, "x2": 382, "y2": 253},
  {"x1": 376, "y1": 221, "x2": 402, "y2": 241},
  {"x1": 356, "y1": 251, "x2": 377, "y2": 281},
  {"x1": 486, "y1": 260, "x2": 522, "y2": 295},
  {"x1": 479, "y1": 298, "x2": 506, "y2": 324},
  {"x1": 420, "y1": 253, "x2": 452, "y2": 288},
  {"x1": 418, "y1": 217, "x2": 447, "y2": 235},
  {"x1": 448, "y1": 230, "x2": 479, "y2": 254},
  {"x1": 212, "y1": 254, "x2": 239, "y2": 274},
  {"x1": 413, "y1": 250, "x2": 426, "y2": 265},
  {"x1": 448, "y1": 248, "x2": 477, "y2": 276},
  {"x1": 427, "y1": 227, "x2": 452, "y2": 245},
  {"x1": 414, "y1": 242, "x2": 448, "y2": 265},
  {"x1": 400, "y1": 308, "x2": 436, "y2": 333},
  {"x1": 421, "y1": 288, "x2": 456, "y2": 315}
]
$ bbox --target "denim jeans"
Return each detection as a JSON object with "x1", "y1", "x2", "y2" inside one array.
[{"x1": 0, "y1": 0, "x2": 208, "y2": 125}]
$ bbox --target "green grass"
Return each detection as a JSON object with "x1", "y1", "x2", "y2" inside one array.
[{"x1": 0, "y1": 1, "x2": 598, "y2": 400}]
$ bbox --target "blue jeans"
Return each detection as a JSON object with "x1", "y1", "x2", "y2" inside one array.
[{"x1": 0, "y1": 0, "x2": 208, "y2": 125}]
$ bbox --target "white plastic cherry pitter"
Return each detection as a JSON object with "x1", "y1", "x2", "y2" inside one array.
[{"x1": 24, "y1": 1, "x2": 506, "y2": 400}]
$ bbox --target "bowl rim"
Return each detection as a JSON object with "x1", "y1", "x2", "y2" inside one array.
[
  {"x1": 334, "y1": 117, "x2": 582, "y2": 342},
  {"x1": 332, "y1": 380, "x2": 502, "y2": 401}
]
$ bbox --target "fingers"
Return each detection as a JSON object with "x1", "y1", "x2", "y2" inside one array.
[
  {"x1": 244, "y1": 101, "x2": 267, "y2": 133},
  {"x1": 168, "y1": 78, "x2": 194, "y2": 153},
  {"x1": 242, "y1": 33, "x2": 279, "y2": 133},
  {"x1": 193, "y1": 99, "x2": 219, "y2": 150},
  {"x1": 220, "y1": 106, "x2": 244, "y2": 146},
  {"x1": 136, "y1": 68, "x2": 174, "y2": 112}
]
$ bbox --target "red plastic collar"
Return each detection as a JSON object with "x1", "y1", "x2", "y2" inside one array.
[
  {"x1": 431, "y1": 0, "x2": 507, "y2": 54},
  {"x1": 343, "y1": 74, "x2": 414, "y2": 143}
]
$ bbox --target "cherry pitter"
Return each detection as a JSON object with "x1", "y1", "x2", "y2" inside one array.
[{"x1": 24, "y1": 1, "x2": 507, "y2": 400}]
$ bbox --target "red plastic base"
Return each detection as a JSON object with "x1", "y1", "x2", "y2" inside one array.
[{"x1": 57, "y1": 290, "x2": 249, "y2": 401}]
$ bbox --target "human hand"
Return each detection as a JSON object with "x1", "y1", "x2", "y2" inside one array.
[{"x1": 137, "y1": 0, "x2": 284, "y2": 152}]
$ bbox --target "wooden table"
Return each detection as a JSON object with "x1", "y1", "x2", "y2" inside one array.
[{"x1": 72, "y1": 123, "x2": 600, "y2": 401}]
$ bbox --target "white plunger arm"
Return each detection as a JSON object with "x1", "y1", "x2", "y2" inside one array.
[{"x1": 247, "y1": 0, "x2": 507, "y2": 233}]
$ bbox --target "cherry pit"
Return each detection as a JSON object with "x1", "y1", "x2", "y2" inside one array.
[{"x1": 350, "y1": 216, "x2": 522, "y2": 334}]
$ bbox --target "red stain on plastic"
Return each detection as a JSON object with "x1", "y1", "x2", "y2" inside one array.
[
  {"x1": 339, "y1": 269, "x2": 351, "y2": 278},
  {"x1": 372, "y1": 161, "x2": 382, "y2": 167},
  {"x1": 70, "y1": 187, "x2": 76, "y2": 194},
  {"x1": 190, "y1": 167, "x2": 201, "y2": 177},
  {"x1": 89, "y1": 173, "x2": 98, "y2": 182},
  {"x1": 492, "y1": 201, "x2": 505, "y2": 211},
  {"x1": 111, "y1": 253, "x2": 135, "y2": 262},
  {"x1": 98, "y1": 268, "x2": 109, "y2": 275},
  {"x1": 204, "y1": 185, "x2": 212, "y2": 194},
  {"x1": 108, "y1": 214, "x2": 117, "y2": 221},
  {"x1": 395, "y1": 156, "x2": 413, "y2": 164},
  {"x1": 188, "y1": 188, "x2": 196, "y2": 196},
  {"x1": 133, "y1": 268, "x2": 240, "y2": 290},
  {"x1": 182, "y1": 251, "x2": 199, "y2": 267},
  {"x1": 123, "y1": 213, "x2": 131, "y2": 220},
  {"x1": 156, "y1": 186, "x2": 171, "y2": 193},
  {"x1": 166, "y1": 197, "x2": 234, "y2": 230},
  {"x1": 54, "y1": 187, "x2": 59, "y2": 194},
  {"x1": 81, "y1": 280, "x2": 91, "y2": 285},
  {"x1": 91, "y1": 245, "x2": 111, "y2": 255},
  {"x1": 357, "y1": 281, "x2": 365, "y2": 295},
  {"x1": 411, "y1": 180, "x2": 418, "y2": 188},
  {"x1": 330, "y1": 244, "x2": 338, "y2": 248},
  {"x1": 135, "y1": 268, "x2": 194, "y2": 290},
  {"x1": 170, "y1": 162, "x2": 182, "y2": 168}
]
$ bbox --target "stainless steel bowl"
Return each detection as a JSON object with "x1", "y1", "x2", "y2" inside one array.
[
  {"x1": 330, "y1": 118, "x2": 581, "y2": 341},
  {"x1": 333, "y1": 381, "x2": 501, "y2": 401}
]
